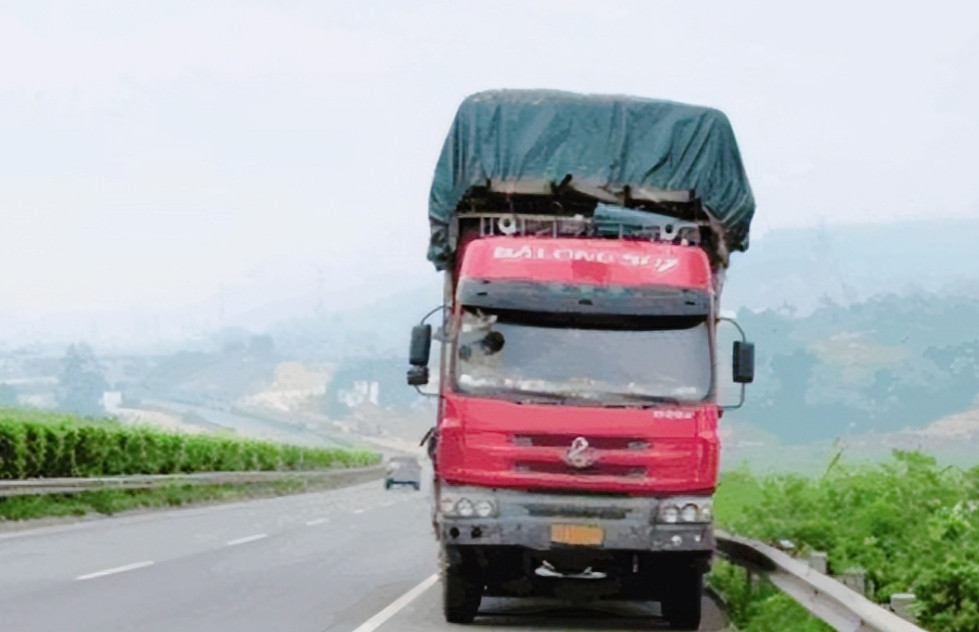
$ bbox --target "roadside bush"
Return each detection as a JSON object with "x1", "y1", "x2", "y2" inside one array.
[
  {"x1": 39, "y1": 424, "x2": 66, "y2": 477},
  {"x1": 0, "y1": 408, "x2": 380, "y2": 481},
  {"x1": 73, "y1": 425, "x2": 111, "y2": 476},
  {"x1": 0, "y1": 420, "x2": 27, "y2": 479},
  {"x1": 280, "y1": 445, "x2": 302, "y2": 470},
  {"x1": 22, "y1": 424, "x2": 47, "y2": 478},
  {"x1": 712, "y1": 451, "x2": 979, "y2": 632},
  {"x1": 157, "y1": 433, "x2": 185, "y2": 474},
  {"x1": 914, "y1": 560, "x2": 979, "y2": 632},
  {"x1": 215, "y1": 439, "x2": 244, "y2": 472},
  {"x1": 181, "y1": 435, "x2": 219, "y2": 472}
]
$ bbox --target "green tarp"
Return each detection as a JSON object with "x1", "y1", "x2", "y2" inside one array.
[{"x1": 427, "y1": 89, "x2": 755, "y2": 270}]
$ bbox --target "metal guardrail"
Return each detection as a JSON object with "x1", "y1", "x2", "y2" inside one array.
[
  {"x1": 0, "y1": 465, "x2": 384, "y2": 497},
  {"x1": 715, "y1": 531, "x2": 927, "y2": 632}
]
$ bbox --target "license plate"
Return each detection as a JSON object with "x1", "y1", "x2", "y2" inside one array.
[{"x1": 550, "y1": 524, "x2": 604, "y2": 546}]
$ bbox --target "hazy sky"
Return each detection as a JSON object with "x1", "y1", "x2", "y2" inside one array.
[{"x1": 2, "y1": 1, "x2": 978, "y2": 341}]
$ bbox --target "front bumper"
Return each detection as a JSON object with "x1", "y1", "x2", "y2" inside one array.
[{"x1": 437, "y1": 485, "x2": 713, "y2": 552}]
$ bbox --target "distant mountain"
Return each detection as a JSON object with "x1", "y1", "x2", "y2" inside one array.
[
  {"x1": 723, "y1": 217, "x2": 979, "y2": 314},
  {"x1": 724, "y1": 291, "x2": 979, "y2": 443},
  {"x1": 119, "y1": 216, "x2": 979, "y2": 444},
  {"x1": 270, "y1": 283, "x2": 442, "y2": 361}
]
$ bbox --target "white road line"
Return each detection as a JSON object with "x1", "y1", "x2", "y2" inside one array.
[
  {"x1": 306, "y1": 518, "x2": 329, "y2": 526},
  {"x1": 351, "y1": 573, "x2": 439, "y2": 632},
  {"x1": 76, "y1": 561, "x2": 154, "y2": 581},
  {"x1": 227, "y1": 533, "x2": 268, "y2": 546},
  {"x1": 353, "y1": 508, "x2": 365, "y2": 514}
]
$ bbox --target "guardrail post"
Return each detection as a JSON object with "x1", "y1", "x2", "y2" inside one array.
[
  {"x1": 807, "y1": 551, "x2": 828, "y2": 574},
  {"x1": 890, "y1": 593, "x2": 917, "y2": 623},
  {"x1": 838, "y1": 567, "x2": 867, "y2": 596}
]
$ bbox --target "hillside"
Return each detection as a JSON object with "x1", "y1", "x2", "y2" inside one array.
[
  {"x1": 724, "y1": 291, "x2": 979, "y2": 443},
  {"x1": 20, "y1": 217, "x2": 971, "y2": 449},
  {"x1": 722, "y1": 216, "x2": 979, "y2": 314},
  {"x1": 270, "y1": 283, "x2": 442, "y2": 361},
  {"x1": 257, "y1": 218, "x2": 979, "y2": 445}
]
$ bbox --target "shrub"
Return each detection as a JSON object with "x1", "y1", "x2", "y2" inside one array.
[
  {"x1": 0, "y1": 409, "x2": 380, "y2": 481},
  {"x1": 713, "y1": 451, "x2": 979, "y2": 632}
]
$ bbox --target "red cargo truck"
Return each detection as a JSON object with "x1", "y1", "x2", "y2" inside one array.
[{"x1": 407, "y1": 90, "x2": 756, "y2": 629}]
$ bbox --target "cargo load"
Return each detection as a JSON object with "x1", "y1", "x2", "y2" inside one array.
[{"x1": 427, "y1": 89, "x2": 755, "y2": 270}]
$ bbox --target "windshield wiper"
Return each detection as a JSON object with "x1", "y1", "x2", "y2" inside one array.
[
  {"x1": 489, "y1": 387, "x2": 594, "y2": 405},
  {"x1": 462, "y1": 384, "x2": 686, "y2": 407},
  {"x1": 604, "y1": 392, "x2": 685, "y2": 406}
]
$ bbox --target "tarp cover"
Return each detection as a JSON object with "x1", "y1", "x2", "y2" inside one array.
[{"x1": 428, "y1": 90, "x2": 754, "y2": 270}]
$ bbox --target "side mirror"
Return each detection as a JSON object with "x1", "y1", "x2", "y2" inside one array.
[
  {"x1": 732, "y1": 341, "x2": 755, "y2": 384},
  {"x1": 407, "y1": 325, "x2": 432, "y2": 386},
  {"x1": 407, "y1": 365, "x2": 429, "y2": 386},
  {"x1": 409, "y1": 325, "x2": 432, "y2": 367}
]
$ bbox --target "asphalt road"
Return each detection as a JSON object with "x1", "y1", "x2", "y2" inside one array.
[{"x1": 0, "y1": 478, "x2": 729, "y2": 632}]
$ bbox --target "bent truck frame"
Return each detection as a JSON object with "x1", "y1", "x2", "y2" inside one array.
[{"x1": 406, "y1": 90, "x2": 756, "y2": 629}]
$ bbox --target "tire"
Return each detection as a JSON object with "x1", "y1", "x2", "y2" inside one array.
[
  {"x1": 442, "y1": 550, "x2": 482, "y2": 623},
  {"x1": 412, "y1": 482, "x2": 421, "y2": 491},
  {"x1": 384, "y1": 479, "x2": 392, "y2": 490},
  {"x1": 662, "y1": 569, "x2": 703, "y2": 630}
]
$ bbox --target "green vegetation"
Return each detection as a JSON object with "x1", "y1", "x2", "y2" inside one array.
[
  {"x1": 711, "y1": 451, "x2": 979, "y2": 632},
  {"x1": 0, "y1": 408, "x2": 379, "y2": 480},
  {"x1": 0, "y1": 480, "x2": 312, "y2": 521}
]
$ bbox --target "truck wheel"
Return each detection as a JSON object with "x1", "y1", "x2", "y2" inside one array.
[
  {"x1": 384, "y1": 479, "x2": 392, "y2": 490},
  {"x1": 412, "y1": 482, "x2": 421, "y2": 491},
  {"x1": 442, "y1": 557, "x2": 482, "y2": 623},
  {"x1": 662, "y1": 570, "x2": 703, "y2": 630}
]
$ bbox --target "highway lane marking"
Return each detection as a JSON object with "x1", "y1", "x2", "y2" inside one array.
[
  {"x1": 76, "y1": 561, "x2": 155, "y2": 581},
  {"x1": 353, "y1": 509, "x2": 365, "y2": 514},
  {"x1": 306, "y1": 518, "x2": 329, "y2": 526},
  {"x1": 227, "y1": 533, "x2": 268, "y2": 546},
  {"x1": 350, "y1": 573, "x2": 438, "y2": 632}
]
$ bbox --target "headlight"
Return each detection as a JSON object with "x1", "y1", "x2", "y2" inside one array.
[
  {"x1": 455, "y1": 498, "x2": 475, "y2": 517},
  {"x1": 657, "y1": 497, "x2": 712, "y2": 523},
  {"x1": 438, "y1": 488, "x2": 498, "y2": 518},
  {"x1": 440, "y1": 497, "x2": 456, "y2": 514}
]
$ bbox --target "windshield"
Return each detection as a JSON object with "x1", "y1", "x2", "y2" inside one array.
[{"x1": 453, "y1": 309, "x2": 712, "y2": 404}]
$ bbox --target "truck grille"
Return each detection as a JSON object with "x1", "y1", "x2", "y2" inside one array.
[
  {"x1": 513, "y1": 461, "x2": 646, "y2": 478},
  {"x1": 524, "y1": 504, "x2": 629, "y2": 519},
  {"x1": 511, "y1": 434, "x2": 648, "y2": 450}
]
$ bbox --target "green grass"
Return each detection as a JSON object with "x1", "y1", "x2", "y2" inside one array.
[
  {"x1": 713, "y1": 467, "x2": 764, "y2": 526},
  {"x1": 0, "y1": 407, "x2": 379, "y2": 480},
  {"x1": 711, "y1": 450, "x2": 979, "y2": 632},
  {"x1": 0, "y1": 480, "x2": 318, "y2": 522}
]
